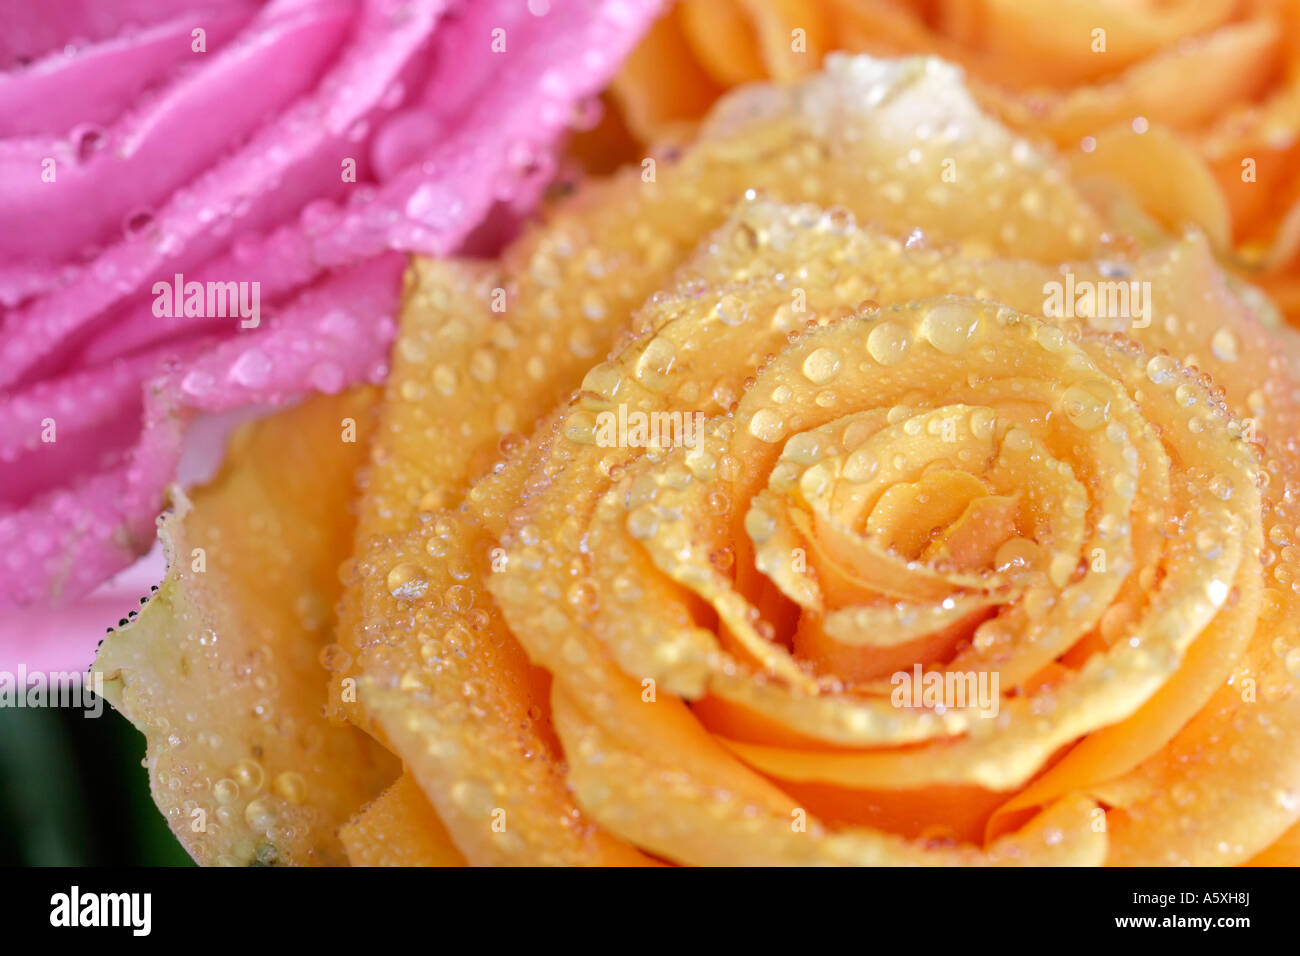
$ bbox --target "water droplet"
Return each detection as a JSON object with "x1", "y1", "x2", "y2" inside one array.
[
  {"x1": 1060, "y1": 383, "x2": 1109, "y2": 430},
  {"x1": 318, "y1": 643, "x2": 352, "y2": 672},
  {"x1": 213, "y1": 778, "x2": 240, "y2": 805},
  {"x1": 842, "y1": 447, "x2": 877, "y2": 483},
  {"x1": 122, "y1": 208, "x2": 154, "y2": 239},
  {"x1": 782, "y1": 432, "x2": 823, "y2": 464},
  {"x1": 566, "y1": 579, "x2": 598, "y2": 610},
  {"x1": 229, "y1": 349, "x2": 271, "y2": 388},
  {"x1": 387, "y1": 562, "x2": 430, "y2": 600},
  {"x1": 444, "y1": 584, "x2": 472, "y2": 612},
  {"x1": 744, "y1": 506, "x2": 777, "y2": 543},
  {"x1": 433, "y1": 365, "x2": 458, "y2": 396},
  {"x1": 1195, "y1": 529, "x2": 1223, "y2": 558},
  {"x1": 70, "y1": 123, "x2": 106, "y2": 162},
  {"x1": 748, "y1": 408, "x2": 786, "y2": 443},
  {"x1": 802, "y1": 348, "x2": 842, "y2": 384},
  {"x1": 635, "y1": 338, "x2": 677, "y2": 390},
  {"x1": 232, "y1": 758, "x2": 264, "y2": 793},
  {"x1": 309, "y1": 362, "x2": 345, "y2": 393},
  {"x1": 1211, "y1": 328, "x2": 1239, "y2": 363},
  {"x1": 581, "y1": 290, "x2": 606, "y2": 321},
  {"x1": 1146, "y1": 355, "x2": 1179, "y2": 386},
  {"x1": 866, "y1": 321, "x2": 911, "y2": 365},
  {"x1": 627, "y1": 506, "x2": 659, "y2": 540},
  {"x1": 995, "y1": 537, "x2": 1041, "y2": 573},
  {"x1": 969, "y1": 408, "x2": 997, "y2": 439},
  {"x1": 244, "y1": 798, "x2": 276, "y2": 831},
  {"x1": 714, "y1": 294, "x2": 749, "y2": 327},
  {"x1": 1285, "y1": 648, "x2": 1300, "y2": 679},
  {"x1": 470, "y1": 349, "x2": 498, "y2": 383},
  {"x1": 1036, "y1": 325, "x2": 1067, "y2": 352},
  {"x1": 922, "y1": 303, "x2": 980, "y2": 354}
]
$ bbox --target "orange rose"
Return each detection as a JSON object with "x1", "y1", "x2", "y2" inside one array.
[
  {"x1": 611, "y1": 0, "x2": 1300, "y2": 320},
  {"x1": 97, "y1": 56, "x2": 1300, "y2": 865}
]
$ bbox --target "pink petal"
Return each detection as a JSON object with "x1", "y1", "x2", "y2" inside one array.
[
  {"x1": 0, "y1": 0, "x2": 662, "y2": 671},
  {"x1": 0, "y1": 546, "x2": 168, "y2": 674},
  {"x1": 0, "y1": 255, "x2": 403, "y2": 611},
  {"x1": 0, "y1": 0, "x2": 260, "y2": 67},
  {"x1": 0, "y1": 6, "x2": 257, "y2": 138}
]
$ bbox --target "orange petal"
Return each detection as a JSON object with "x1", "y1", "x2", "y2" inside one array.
[
  {"x1": 94, "y1": 389, "x2": 398, "y2": 866},
  {"x1": 341, "y1": 773, "x2": 466, "y2": 867}
]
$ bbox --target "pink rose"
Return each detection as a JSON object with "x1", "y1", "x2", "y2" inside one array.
[{"x1": 0, "y1": 0, "x2": 660, "y2": 667}]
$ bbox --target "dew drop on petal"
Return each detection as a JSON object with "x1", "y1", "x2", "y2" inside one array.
[
  {"x1": 866, "y1": 321, "x2": 910, "y2": 365},
  {"x1": 714, "y1": 293, "x2": 750, "y2": 327},
  {"x1": 1060, "y1": 384, "x2": 1108, "y2": 430},
  {"x1": 229, "y1": 349, "x2": 271, "y2": 388},
  {"x1": 1146, "y1": 355, "x2": 1179, "y2": 386},
  {"x1": 842, "y1": 446, "x2": 878, "y2": 483},
  {"x1": 922, "y1": 302, "x2": 980, "y2": 354},
  {"x1": 748, "y1": 407, "x2": 787, "y2": 443},
  {"x1": 1211, "y1": 328, "x2": 1239, "y2": 363},
  {"x1": 802, "y1": 348, "x2": 842, "y2": 384},
  {"x1": 387, "y1": 562, "x2": 430, "y2": 600}
]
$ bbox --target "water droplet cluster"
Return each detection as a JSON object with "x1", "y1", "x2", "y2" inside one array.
[{"x1": 100, "y1": 55, "x2": 1300, "y2": 867}]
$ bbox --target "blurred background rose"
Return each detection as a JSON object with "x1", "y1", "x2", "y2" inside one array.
[
  {"x1": 0, "y1": 0, "x2": 658, "y2": 670},
  {"x1": 599, "y1": 0, "x2": 1300, "y2": 319},
  {"x1": 0, "y1": 0, "x2": 660, "y2": 863}
]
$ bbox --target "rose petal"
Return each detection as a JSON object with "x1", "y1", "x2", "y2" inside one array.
[
  {"x1": 0, "y1": 0, "x2": 662, "y2": 652},
  {"x1": 92, "y1": 388, "x2": 398, "y2": 866}
]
